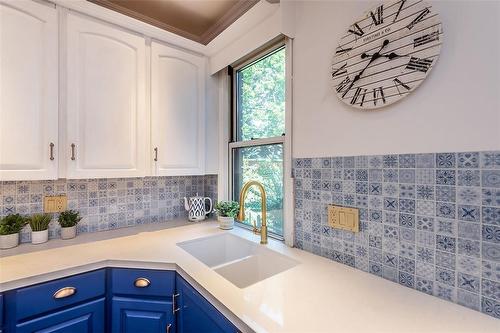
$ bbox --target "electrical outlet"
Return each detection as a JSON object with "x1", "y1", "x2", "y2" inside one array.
[
  {"x1": 44, "y1": 195, "x2": 67, "y2": 213},
  {"x1": 328, "y1": 204, "x2": 359, "y2": 232}
]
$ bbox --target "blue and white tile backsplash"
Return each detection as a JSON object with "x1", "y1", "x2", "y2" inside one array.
[
  {"x1": 0, "y1": 175, "x2": 217, "y2": 243},
  {"x1": 293, "y1": 151, "x2": 500, "y2": 319}
]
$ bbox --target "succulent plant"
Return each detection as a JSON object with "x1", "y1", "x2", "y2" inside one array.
[
  {"x1": 0, "y1": 214, "x2": 28, "y2": 235},
  {"x1": 58, "y1": 210, "x2": 82, "y2": 228},
  {"x1": 28, "y1": 214, "x2": 52, "y2": 232}
]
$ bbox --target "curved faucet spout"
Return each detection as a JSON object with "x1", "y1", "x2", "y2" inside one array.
[{"x1": 237, "y1": 181, "x2": 268, "y2": 244}]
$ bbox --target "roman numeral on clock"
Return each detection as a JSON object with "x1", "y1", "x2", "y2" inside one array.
[
  {"x1": 350, "y1": 87, "x2": 367, "y2": 105},
  {"x1": 336, "y1": 46, "x2": 353, "y2": 55},
  {"x1": 332, "y1": 63, "x2": 347, "y2": 78},
  {"x1": 393, "y1": 0, "x2": 406, "y2": 23},
  {"x1": 336, "y1": 76, "x2": 351, "y2": 94},
  {"x1": 406, "y1": 57, "x2": 433, "y2": 73},
  {"x1": 393, "y1": 78, "x2": 411, "y2": 95},
  {"x1": 348, "y1": 23, "x2": 364, "y2": 37},
  {"x1": 414, "y1": 31, "x2": 440, "y2": 47},
  {"x1": 373, "y1": 87, "x2": 386, "y2": 105},
  {"x1": 370, "y1": 5, "x2": 384, "y2": 26},
  {"x1": 407, "y1": 7, "x2": 430, "y2": 30}
]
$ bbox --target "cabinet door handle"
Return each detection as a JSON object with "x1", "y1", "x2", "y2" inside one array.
[
  {"x1": 154, "y1": 147, "x2": 158, "y2": 162},
  {"x1": 70, "y1": 143, "x2": 76, "y2": 160},
  {"x1": 166, "y1": 323, "x2": 172, "y2": 333},
  {"x1": 49, "y1": 143, "x2": 55, "y2": 161},
  {"x1": 172, "y1": 293, "x2": 180, "y2": 314},
  {"x1": 134, "y1": 277, "x2": 151, "y2": 288},
  {"x1": 53, "y1": 287, "x2": 77, "y2": 299}
]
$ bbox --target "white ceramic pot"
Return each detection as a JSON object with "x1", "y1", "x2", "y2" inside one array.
[
  {"x1": 218, "y1": 216, "x2": 234, "y2": 230},
  {"x1": 31, "y1": 230, "x2": 48, "y2": 244},
  {"x1": 61, "y1": 226, "x2": 77, "y2": 240},
  {"x1": 0, "y1": 233, "x2": 19, "y2": 249}
]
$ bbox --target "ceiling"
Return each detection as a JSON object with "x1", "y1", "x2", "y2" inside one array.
[{"x1": 89, "y1": 0, "x2": 260, "y2": 45}]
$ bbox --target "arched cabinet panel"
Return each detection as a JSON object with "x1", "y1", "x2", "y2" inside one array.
[
  {"x1": 65, "y1": 13, "x2": 147, "y2": 179},
  {"x1": 151, "y1": 42, "x2": 205, "y2": 176},
  {"x1": 0, "y1": 0, "x2": 58, "y2": 180}
]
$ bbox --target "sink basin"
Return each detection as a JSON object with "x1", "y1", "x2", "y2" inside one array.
[{"x1": 177, "y1": 233, "x2": 298, "y2": 288}]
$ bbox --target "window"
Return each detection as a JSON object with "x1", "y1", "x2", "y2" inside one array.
[{"x1": 230, "y1": 44, "x2": 285, "y2": 237}]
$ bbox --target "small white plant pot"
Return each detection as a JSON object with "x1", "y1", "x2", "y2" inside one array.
[
  {"x1": 61, "y1": 226, "x2": 77, "y2": 240},
  {"x1": 218, "y1": 216, "x2": 234, "y2": 230},
  {"x1": 31, "y1": 230, "x2": 48, "y2": 244},
  {"x1": 0, "y1": 233, "x2": 19, "y2": 249}
]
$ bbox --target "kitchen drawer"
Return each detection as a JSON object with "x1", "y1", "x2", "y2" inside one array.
[
  {"x1": 110, "y1": 268, "x2": 175, "y2": 298},
  {"x1": 10, "y1": 269, "x2": 105, "y2": 321},
  {"x1": 0, "y1": 293, "x2": 3, "y2": 331}
]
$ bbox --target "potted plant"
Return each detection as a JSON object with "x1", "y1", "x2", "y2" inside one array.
[
  {"x1": 58, "y1": 210, "x2": 82, "y2": 240},
  {"x1": 28, "y1": 214, "x2": 52, "y2": 244},
  {"x1": 215, "y1": 201, "x2": 239, "y2": 230},
  {"x1": 0, "y1": 214, "x2": 28, "y2": 249}
]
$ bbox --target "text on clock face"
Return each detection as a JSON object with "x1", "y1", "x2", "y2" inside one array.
[{"x1": 332, "y1": 0, "x2": 442, "y2": 110}]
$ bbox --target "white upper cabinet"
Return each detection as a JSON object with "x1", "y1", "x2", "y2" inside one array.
[
  {"x1": 151, "y1": 41, "x2": 206, "y2": 176},
  {"x1": 0, "y1": 0, "x2": 58, "y2": 181},
  {"x1": 65, "y1": 13, "x2": 147, "y2": 179}
]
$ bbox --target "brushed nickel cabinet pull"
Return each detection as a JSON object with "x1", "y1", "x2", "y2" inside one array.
[
  {"x1": 172, "y1": 293, "x2": 180, "y2": 314},
  {"x1": 70, "y1": 144, "x2": 76, "y2": 160},
  {"x1": 134, "y1": 277, "x2": 151, "y2": 288},
  {"x1": 49, "y1": 143, "x2": 55, "y2": 161},
  {"x1": 53, "y1": 286, "x2": 76, "y2": 299},
  {"x1": 154, "y1": 147, "x2": 158, "y2": 162},
  {"x1": 166, "y1": 323, "x2": 172, "y2": 333}
]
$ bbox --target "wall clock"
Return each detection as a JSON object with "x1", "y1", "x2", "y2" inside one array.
[{"x1": 332, "y1": 0, "x2": 442, "y2": 110}]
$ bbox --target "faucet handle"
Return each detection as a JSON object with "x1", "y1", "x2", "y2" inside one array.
[{"x1": 252, "y1": 220, "x2": 260, "y2": 234}]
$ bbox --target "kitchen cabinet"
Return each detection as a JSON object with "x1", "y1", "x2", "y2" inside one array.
[
  {"x1": 65, "y1": 12, "x2": 147, "y2": 179},
  {"x1": 2, "y1": 267, "x2": 238, "y2": 333},
  {"x1": 176, "y1": 275, "x2": 238, "y2": 333},
  {"x1": 151, "y1": 41, "x2": 206, "y2": 176},
  {"x1": 109, "y1": 268, "x2": 176, "y2": 333},
  {"x1": 0, "y1": 293, "x2": 3, "y2": 332},
  {"x1": 0, "y1": 0, "x2": 58, "y2": 181}
]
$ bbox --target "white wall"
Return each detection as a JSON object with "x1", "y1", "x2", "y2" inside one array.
[{"x1": 292, "y1": 0, "x2": 500, "y2": 158}]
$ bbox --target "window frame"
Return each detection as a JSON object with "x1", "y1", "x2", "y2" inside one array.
[{"x1": 229, "y1": 41, "x2": 286, "y2": 239}]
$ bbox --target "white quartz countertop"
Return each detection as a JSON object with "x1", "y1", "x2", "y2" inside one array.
[{"x1": 1, "y1": 221, "x2": 499, "y2": 332}]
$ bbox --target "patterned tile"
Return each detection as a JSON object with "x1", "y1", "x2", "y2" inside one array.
[
  {"x1": 435, "y1": 267, "x2": 455, "y2": 286},
  {"x1": 399, "y1": 154, "x2": 416, "y2": 168},
  {"x1": 483, "y1": 225, "x2": 500, "y2": 244},
  {"x1": 482, "y1": 260, "x2": 500, "y2": 282},
  {"x1": 457, "y1": 272, "x2": 480, "y2": 293},
  {"x1": 457, "y1": 290, "x2": 480, "y2": 311},
  {"x1": 482, "y1": 188, "x2": 500, "y2": 207},
  {"x1": 481, "y1": 297, "x2": 500, "y2": 319},
  {"x1": 436, "y1": 251, "x2": 455, "y2": 270},
  {"x1": 457, "y1": 152, "x2": 479, "y2": 168},
  {"x1": 457, "y1": 170, "x2": 480, "y2": 187},
  {"x1": 482, "y1": 207, "x2": 500, "y2": 226},
  {"x1": 457, "y1": 187, "x2": 481, "y2": 205},
  {"x1": 435, "y1": 186, "x2": 456, "y2": 202},
  {"x1": 436, "y1": 153, "x2": 456, "y2": 168},
  {"x1": 458, "y1": 239, "x2": 481, "y2": 258},
  {"x1": 416, "y1": 153, "x2": 435, "y2": 168},
  {"x1": 481, "y1": 152, "x2": 500, "y2": 169},
  {"x1": 436, "y1": 170, "x2": 456, "y2": 185},
  {"x1": 415, "y1": 169, "x2": 435, "y2": 185},
  {"x1": 482, "y1": 279, "x2": 500, "y2": 301},
  {"x1": 457, "y1": 205, "x2": 480, "y2": 222},
  {"x1": 482, "y1": 170, "x2": 500, "y2": 188},
  {"x1": 399, "y1": 169, "x2": 416, "y2": 184},
  {"x1": 458, "y1": 221, "x2": 480, "y2": 240}
]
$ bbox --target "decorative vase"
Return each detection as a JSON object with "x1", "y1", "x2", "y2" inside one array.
[
  {"x1": 61, "y1": 226, "x2": 77, "y2": 240},
  {"x1": 218, "y1": 216, "x2": 234, "y2": 230},
  {"x1": 31, "y1": 230, "x2": 48, "y2": 244},
  {"x1": 0, "y1": 233, "x2": 20, "y2": 249}
]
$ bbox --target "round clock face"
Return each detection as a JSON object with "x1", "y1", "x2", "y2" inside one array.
[{"x1": 332, "y1": 0, "x2": 442, "y2": 110}]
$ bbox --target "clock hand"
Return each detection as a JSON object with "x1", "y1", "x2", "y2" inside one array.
[
  {"x1": 341, "y1": 40, "x2": 389, "y2": 98},
  {"x1": 361, "y1": 52, "x2": 402, "y2": 60}
]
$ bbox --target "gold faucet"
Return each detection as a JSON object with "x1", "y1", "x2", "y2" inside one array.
[{"x1": 237, "y1": 181, "x2": 268, "y2": 245}]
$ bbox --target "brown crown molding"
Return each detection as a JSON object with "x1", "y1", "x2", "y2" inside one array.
[
  {"x1": 87, "y1": 0, "x2": 260, "y2": 45},
  {"x1": 199, "y1": 0, "x2": 260, "y2": 45},
  {"x1": 88, "y1": 0, "x2": 202, "y2": 43}
]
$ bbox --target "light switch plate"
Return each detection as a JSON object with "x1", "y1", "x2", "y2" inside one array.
[
  {"x1": 328, "y1": 205, "x2": 359, "y2": 232},
  {"x1": 44, "y1": 195, "x2": 67, "y2": 213}
]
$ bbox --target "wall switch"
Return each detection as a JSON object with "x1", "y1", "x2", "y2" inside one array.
[
  {"x1": 328, "y1": 205, "x2": 359, "y2": 232},
  {"x1": 44, "y1": 195, "x2": 67, "y2": 213}
]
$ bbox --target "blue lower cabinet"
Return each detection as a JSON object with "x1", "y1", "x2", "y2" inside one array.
[
  {"x1": 15, "y1": 298, "x2": 105, "y2": 333},
  {"x1": 1, "y1": 293, "x2": 3, "y2": 333},
  {"x1": 111, "y1": 296, "x2": 175, "y2": 333},
  {"x1": 176, "y1": 276, "x2": 239, "y2": 333}
]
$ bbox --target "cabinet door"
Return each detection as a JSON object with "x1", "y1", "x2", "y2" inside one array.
[
  {"x1": 65, "y1": 13, "x2": 147, "y2": 179},
  {"x1": 15, "y1": 298, "x2": 105, "y2": 333},
  {"x1": 151, "y1": 41, "x2": 205, "y2": 176},
  {"x1": 176, "y1": 276, "x2": 238, "y2": 333},
  {"x1": 0, "y1": 0, "x2": 58, "y2": 181},
  {"x1": 111, "y1": 296, "x2": 174, "y2": 333}
]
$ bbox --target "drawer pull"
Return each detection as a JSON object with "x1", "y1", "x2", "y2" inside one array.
[
  {"x1": 134, "y1": 277, "x2": 151, "y2": 288},
  {"x1": 172, "y1": 293, "x2": 180, "y2": 314},
  {"x1": 53, "y1": 287, "x2": 76, "y2": 299},
  {"x1": 166, "y1": 323, "x2": 172, "y2": 333}
]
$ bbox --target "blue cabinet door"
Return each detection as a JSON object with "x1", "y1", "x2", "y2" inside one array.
[
  {"x1": 176, "y1": 276, "x2": 238, "y2": 333},
  {"x1": 14, "y1": 298, "x2": 105, "y2": 333},
  {"x1": 111, "y1": 296, "x2": 174, "y2": 333}
]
